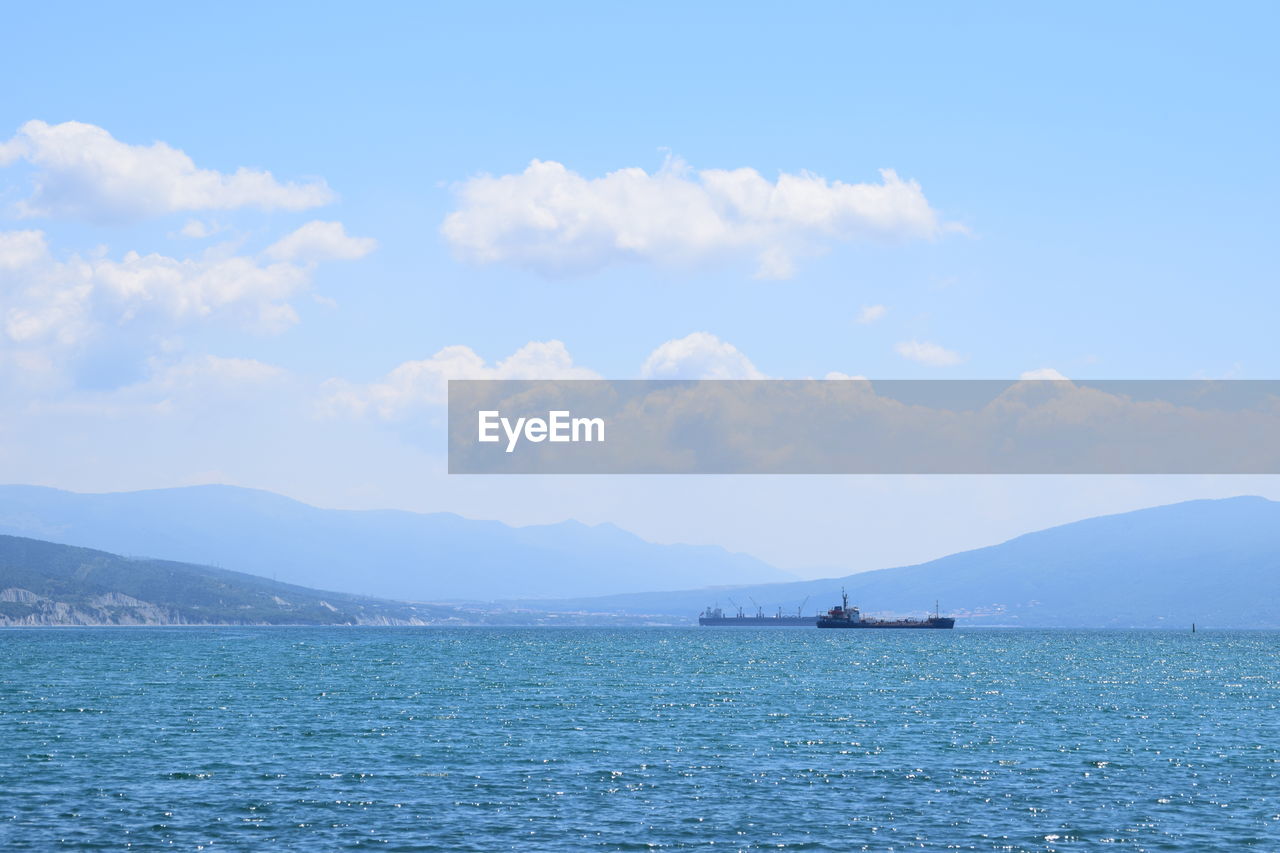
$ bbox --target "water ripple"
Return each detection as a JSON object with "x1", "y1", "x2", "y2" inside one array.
[{"x1": 0, "y1": 628, "x2": 1277, "y2": 850}]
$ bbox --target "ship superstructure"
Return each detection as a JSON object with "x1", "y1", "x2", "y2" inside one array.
[{"x1": 816, "y1": 590, "x2": 955, "y2": 629}]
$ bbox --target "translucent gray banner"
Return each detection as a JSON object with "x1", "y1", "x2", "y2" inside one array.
[{"x1": 447, "y1": 380, "x2": 1280, "y2": 474}]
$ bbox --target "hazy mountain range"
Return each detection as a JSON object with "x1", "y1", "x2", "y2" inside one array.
[
  {"x1": 0, "y1": 535, "x2": 657, "y2": 627},
  {"x1": 0, "y1": 485, "x2": 1277, "y2": 628},
  {"x1": 519, "y1": 496, "x2": 1280, "y2": 628},
  {"x1": 0, "y1": 485, "x2": 792, "y2": 601}
]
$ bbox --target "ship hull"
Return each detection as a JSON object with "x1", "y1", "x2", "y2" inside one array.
[
  {"x1": 817, "y1": 617, "x2": 955, "y2": 629},
  {"x1": 699, "y1": 616, "x2": 817, "y2": 626}
]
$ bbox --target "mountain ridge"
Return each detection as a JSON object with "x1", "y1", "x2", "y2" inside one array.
[
  {"x1": 0, "y1": 484, "x2": 793, "y2": 600},
  {"x1": 3, "y1": 486, "x2": 1277, "y2": 628},
  {"x1": 512, "y1": 496, "x2": 1280, "y2": 628}
]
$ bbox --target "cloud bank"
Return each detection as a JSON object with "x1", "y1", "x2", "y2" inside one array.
[{"x1": 441, "y1": 157, "x2": 957, "y2": 279}]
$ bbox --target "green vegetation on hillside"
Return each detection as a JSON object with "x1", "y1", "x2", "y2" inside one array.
[{"x1": 0, "y1": 535, "x2": 462, "y2": 626}]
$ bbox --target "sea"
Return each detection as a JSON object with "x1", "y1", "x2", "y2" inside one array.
[{"x1": 1, "y1": 627, "x2": 1277, "y2": 851}]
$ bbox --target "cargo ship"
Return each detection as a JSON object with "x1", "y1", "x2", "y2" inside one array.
[
  {"x1": 817, "y1": 590, "x2": 955, "y2": 629},
  {"x1": 698, "y1": 605, "x2": 816, "y2": 627}
]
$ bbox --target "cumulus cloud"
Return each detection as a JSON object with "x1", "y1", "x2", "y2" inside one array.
[
  {"x1": 326, "y1": 333, "x2": 766, "y2": 421},
  {"x1": 0, "y1": 120, "x2": 333, "y2": 222},
  {"x1": 265, "y1": 220, "x2": 378, "y2": 262},
  {"x1": 856, "y1": 304, "x2": 888, "y2": 324},
  {"x1": 324, "y1": 340, "x2": 600, "y2": 420},
  {"x1": 441, "y1": 156, "x2": 958, "y2": 279},
  {"x1": 640, "y1": 332, "x2": 766, "y2": 379},
  {"x1": 895, "y1": 339, "x2": 964, "y2": 367},
  {"x1": 1020, "y1": 367, "x2": 1069, "y2": 380},
  {"x1": 0, "y1": 222, "x2": 375, "y2": 380},
  {"x1": 2, "y1": 230, "x2": 304, "y2": 345}
]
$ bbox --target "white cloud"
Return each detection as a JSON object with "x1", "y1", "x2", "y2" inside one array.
[
  {"x1": 895, "y1": 339, "x2": 963, "y2": 367},
  {"x1": 441, "y1": 156, "x2": 958, "y2": 279},
  {"x1": 0, "y1": 229, "x2": 49, "y2": 271},
  {"x1": 1020, "y1": 367, "x2": 1069, "y2": 380},
  {"x1": 856, "y1": 304, "x2": 888, "y2": 324},
  {"x1": 640, "y1": 332, "x2": 766, "y2": 379},
  {"x1": 1, "y1": 233, "x2": 306, "y2": 345},
  {"x1": 0, "y1": 120, "x2": 333, "y2": 222},
  {"x1": 178, "y1": 219, "x2": 225, "y2": 239},
  {"x1": 324, "y1": 340, "x2": 600, "y2": 420},
  {"x1": 266, "y1": 221, "x2": 378, "y2": 262},
  {"x1": 326, "y1": 332, "x2": 765, "y2": 422},
  {"x1": 0, "y1": 223, "x2": 375, "y2": 376},
  {"x1": 824, "y1": 371, "x2": 869, "y2": 380}
]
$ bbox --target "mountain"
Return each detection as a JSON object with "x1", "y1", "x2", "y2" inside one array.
[
  {"x1": 0, "y1": 485, "x2": 792, "y2": 601},
  {"x1": 0, "y1": 534, "x2": 471, "y2": 626},
  {"x1": 515, "y1": 497, "x2": 1280, "y2": 628},
  {"x1": 6, "y1": 487, "x2": 1276, "y2": 628}
]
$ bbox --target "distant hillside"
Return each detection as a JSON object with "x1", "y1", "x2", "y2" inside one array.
[
  {"x1": 7, "y1": 489, "x2": 1276, "y2": 628},
  {"x1": 0, "y1": 534, "x2": 458, "y2": 626},
  {"x1": 517, "y1": 497, "x2": 1280, "y2": 628},
  {"x1": 0, "y1": 485, "x2": 792, "y2": 601},
  {"x1": 0, "y1": 535, "x2": 676, "y2": 627}
]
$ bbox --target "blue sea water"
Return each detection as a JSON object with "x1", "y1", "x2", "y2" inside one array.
[{"x1": 1, "y1": 627, "x2": 1277, "y2": 851}]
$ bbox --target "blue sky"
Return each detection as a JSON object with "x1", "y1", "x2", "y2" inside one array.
[{"x1": 1, "y1": 2, "x2": 1277, "y2": 575}]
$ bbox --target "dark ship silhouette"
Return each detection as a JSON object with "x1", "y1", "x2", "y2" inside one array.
[{"x1": 817, "y1": 589, "x2": 955, "y2": 629}]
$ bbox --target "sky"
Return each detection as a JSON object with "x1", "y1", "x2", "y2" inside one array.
[{"x1": 0, "y1": 2, "x2": 1277, "y2": 578}]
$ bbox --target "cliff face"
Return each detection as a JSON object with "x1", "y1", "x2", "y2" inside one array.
[
  {"x1": 1, "y1": 587, "x2": 188, "y2": 626},
  {"x1": 0, "y1": 586, "x2": 447, "y2": 626}
]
